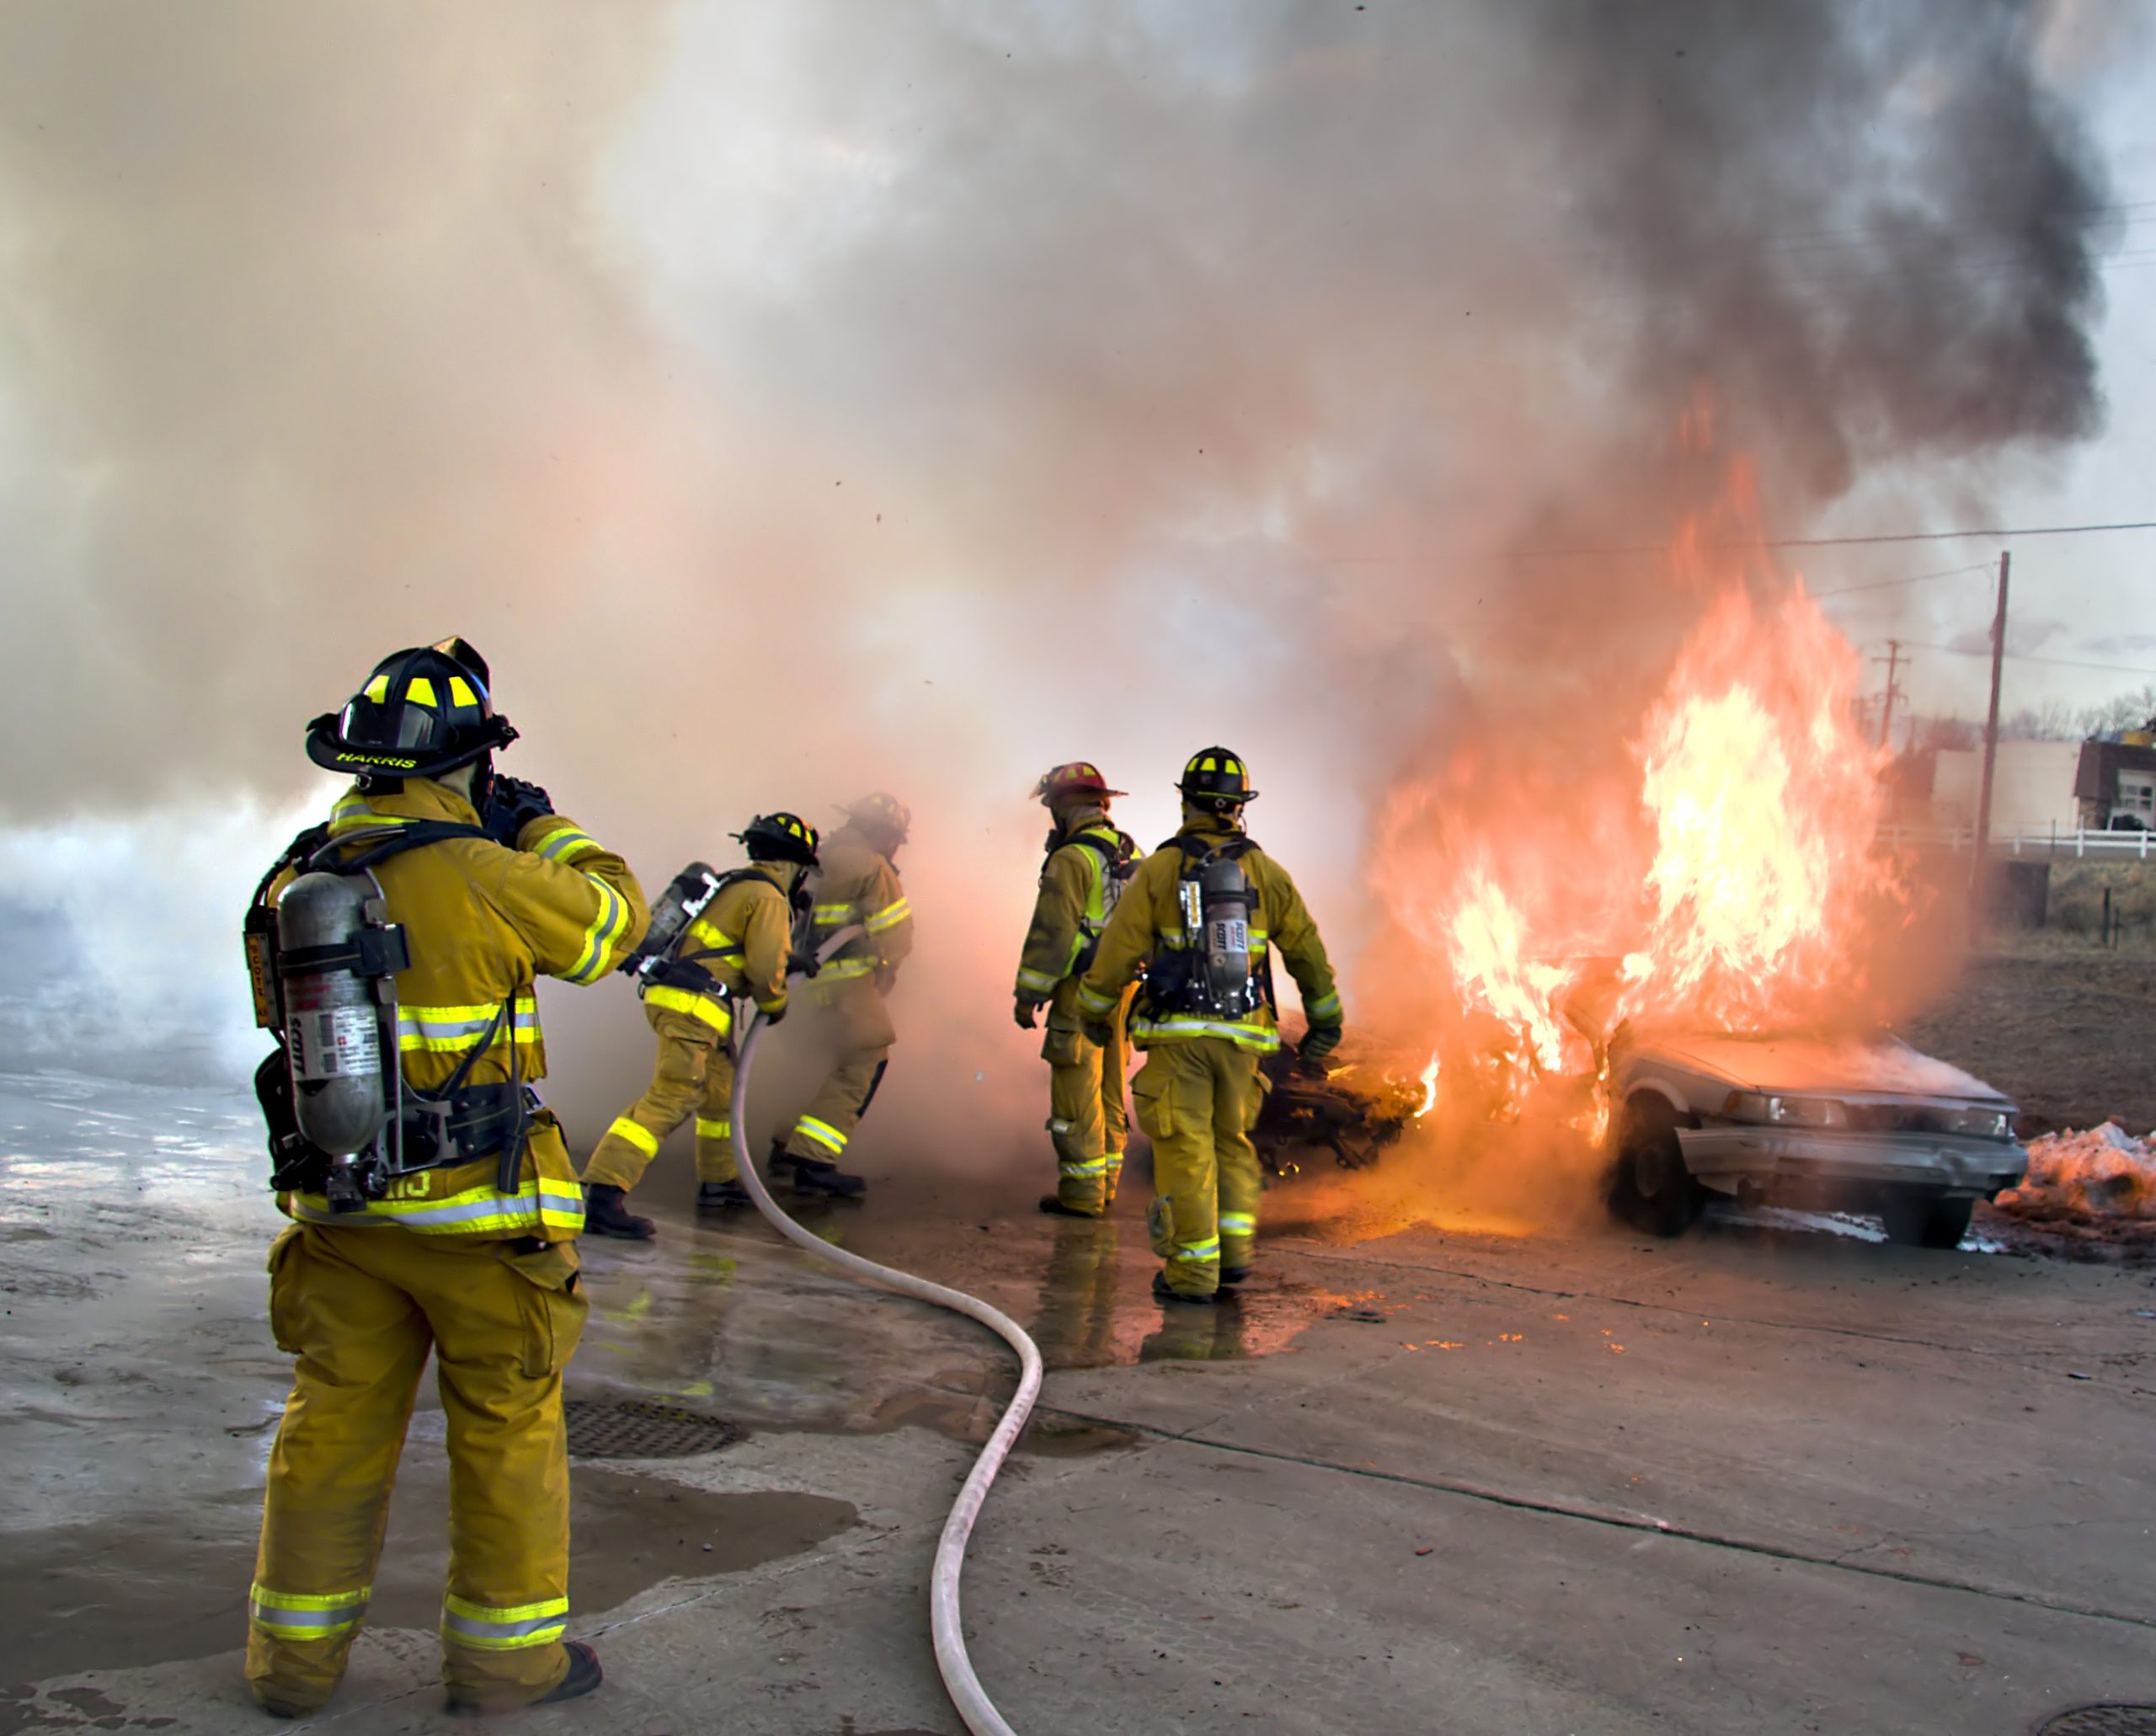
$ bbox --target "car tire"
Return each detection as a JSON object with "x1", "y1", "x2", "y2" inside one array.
[
  {"x1": 1609, "y1": 1097, "x2": 1701, "y2": 1238},
  {"x1": 1880, "y1": 1193, "x2": 1973, "y2": 1250}
]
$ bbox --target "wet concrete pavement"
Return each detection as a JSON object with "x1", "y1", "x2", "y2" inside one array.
[{"x1": 4, "y1": 1071, "x2": 2155, "y2": 1733}]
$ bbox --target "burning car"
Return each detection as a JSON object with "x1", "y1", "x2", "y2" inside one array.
[{"x1": 1603, "y1": 1027, "x2": 2027, "y2": 1247}]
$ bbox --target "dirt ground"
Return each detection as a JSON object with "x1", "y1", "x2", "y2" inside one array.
[{"x1": 1899, "y1": 942, "x2": 2156, "y2": 1137}]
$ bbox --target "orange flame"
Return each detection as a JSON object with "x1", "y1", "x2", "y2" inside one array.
[{"x1": 1370, "y1": 428, "x2": 1913, "y2": 1132}]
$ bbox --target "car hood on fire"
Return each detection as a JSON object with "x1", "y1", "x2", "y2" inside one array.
[{"x1": 1614, "y1": 1029, "x2": 2009, "y2": 1105}]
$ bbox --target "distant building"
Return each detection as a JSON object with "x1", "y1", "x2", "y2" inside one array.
[
  {"x1": 2074, "y1": 737, "x2": 2156, "y2": 831},
  {"x1": 1932, "y1": 740, "x2": 2083, "y2": 835}
]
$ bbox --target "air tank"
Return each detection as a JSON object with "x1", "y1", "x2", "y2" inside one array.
[
  {"x1": 277, "y1": 872, "x2": 392, "y2": 1156},
  {"x1": 1198, "y1": 854, "x2": 1256, "y2": 1018}
]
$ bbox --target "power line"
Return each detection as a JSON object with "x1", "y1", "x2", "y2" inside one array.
[
  {"x1": 1904, "y1": 640, "x2": 2156, "y2": 679},
  {"x1": 1505, "y1": 519, "x2": 2156, "y2": 559},
  {"x1": 1811, "y1": 562, "x2": 1992, "y2": 600}
]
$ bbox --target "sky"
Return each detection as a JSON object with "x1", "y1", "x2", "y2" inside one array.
[{"x1": 0, "y1": 0, "x2": 2148, "y2": 1114}]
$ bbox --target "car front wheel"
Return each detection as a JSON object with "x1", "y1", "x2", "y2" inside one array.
[
  {"x1": 1609, "y1": 1096, "x2": 1702, "y2": 1237},
  {"x1": 1879, "y1": 1192, "x2": 1973, "y2": 1249}
]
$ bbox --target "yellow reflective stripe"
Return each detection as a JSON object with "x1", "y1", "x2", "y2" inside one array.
[
  {"x1": 686, "y1": 919, "x2": 740, "y2": 953},
  {"x1": 695, "y1": 1117, "x2": 731, "y2": 1140},
  {"x1": 1305, "y1": 991, "x2": 1342, "y2": 1021},
  {"x1": 249, "y1": 1578, "x2": 370, "y2": 1636},
  {"x1": 1219, "y1": 1212, "x2": 1257, "y2": 1237},
  {"x1": 328, "y1": 794, "x2": 412, "y2": 837},
  {"x1": 396, "y1": 996, "x2": 540, "y2": 1053},
  {"x1": 1129, "y1": 1016, "x2": 1280, "y2": 1054},
  {"x1": 565, "y1": 875, "x2": 629, "y2": 985},
  {"x1": 1059, "y1": 1157, "x2": 1108, "y2": 1177},
  {"x1": 441, "y1": 1592, "x2": 568, "y2": 1651},
  {"x1": 288, "y1": 1180, "x2": 584, "y2": 1237},
  {"x1": 1016, "y1": 967, "x2": 1061, "y2": 996},
  {"x1": 1075, "y1": 984, "x2": 1117, "y2": 1018},
  {"x1": 811, "y1": 904, "x2": 857, "y2": 924},
  {"x1": 1170, "y1": 1237, "x2": 1221, "y2": 1263},
  {"x1": 816, "y1": 959, "x2": 878, "y2": 981},
  {"x1": 534, "y1": 826, "x2": 600, "y2": 864},
  {"x1": 447, "y1": 675, "x2": 478, "y2": 708},
  {"x1": 605, "y1": 1116, "x2": 659, "y2": 1157},
  {"x1": 404, "y1": 676, "x2": 437, "y2": 707},
  {"x1": 643, "y1": 984, "x2": 732, "y2": 1033},
  {"x1": 363, "y1": 674, "x2": 391, "y2": 703},
  {"x1": 865, "y1": 897, "x2": 911, "y2": 934},
  {"x1": 793, "y1": 1115, "x2": 847, "y2": 1154}
]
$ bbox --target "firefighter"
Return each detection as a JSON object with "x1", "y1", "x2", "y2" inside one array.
[
  {"x1": 1013, "y1": 762, "x2": 1139, "y2": 1217},
  {"x1": 581, "y1": 813, "x2": 821, "y2": 1239},
  {"x1": 244, "y1": 640, "x2": 648, "y2": 1717},
  {"x1": 772, "y1": 793, "x2": 914, "y2": 1196},
  {"x1": 1076, "y1": 748, "x2": 1342, "y2": 1305}
]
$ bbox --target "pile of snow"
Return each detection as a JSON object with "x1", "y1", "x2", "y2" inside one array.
[{"x1": 1997, "y1": 1124, "x2": 2156, "y2": 1221}]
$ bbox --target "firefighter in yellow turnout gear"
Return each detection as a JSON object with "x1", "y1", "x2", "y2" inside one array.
[
  {"x1": 775, "y1": 793, "x2": 914, "y2": 1197},
  {"x1": 1077, "y1": 748, "x2": 1342, "y2": 1304},
  {"x1": 244, "y1": 641, "x2": 648, "y2": 1717},
  {"x1": 581, "y1": 814, "x2": 821, "y2": 1239},
  {"x1": 1014, "y1": 762, "x2": 1139, "y2": 1217}
]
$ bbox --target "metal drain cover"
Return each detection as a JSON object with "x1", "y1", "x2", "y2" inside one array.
[
  {"x1": 563, "y1": 1399, "x2": 745, "y2": 1459},
  {"x1": 2042, "y1": 1708, "x2": 2156, "y2": 1735}
]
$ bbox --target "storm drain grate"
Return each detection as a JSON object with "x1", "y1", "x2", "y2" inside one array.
[
  {"x1": 563, "y1": 1399, "x2": 746, "y2": 1460},
  {"x1": 2041, "y1": 1708, "x2": 2156, "y2": 1735}
]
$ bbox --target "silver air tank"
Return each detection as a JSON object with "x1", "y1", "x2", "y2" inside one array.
[
  {"x1": 1198, "y1": 854, "x2": 1255, "y2": 1018},
  {"x1": 277, "y1": 872, "x2": 392, "y2": 1156}
]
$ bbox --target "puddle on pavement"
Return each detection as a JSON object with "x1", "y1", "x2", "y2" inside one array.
[{"x1": 3, "y1": 1453, "x2": 856, "y2": 1683}]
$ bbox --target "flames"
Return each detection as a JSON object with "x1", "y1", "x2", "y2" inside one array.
[{"x1": 1373, "y1": 440, "x2": 1913, "y2": 1135}]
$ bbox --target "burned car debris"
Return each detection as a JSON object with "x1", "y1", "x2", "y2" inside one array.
[{"x1": 1251, "y1": 1044, "x2": 1421, "y2": 1183}]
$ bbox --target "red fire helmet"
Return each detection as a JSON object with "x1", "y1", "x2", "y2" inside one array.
[{"x1": 1033, "y1": 761, "x2": 1126, "y2": 804}]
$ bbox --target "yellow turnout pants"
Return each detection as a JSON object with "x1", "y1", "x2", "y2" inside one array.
[
  {"x1": 1043, "y1": 978, "x2": 1131, "y2": 1213},
  {"x1": 1131, "y1": 1037, "x2": 1268, "y2": 1297},
  {"x1": 245, "y1": 1219, "x2": 586, "y2": 1714},
  {"x1": 782, "y1": 975, "x2": 894, "y2": 1164},
  {"x1": 584, "y1": 1004, "x2": 738, "y2": 1190}
]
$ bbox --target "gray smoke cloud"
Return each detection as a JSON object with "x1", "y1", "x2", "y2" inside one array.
[{"x1": 0, "y1": 3, "x2": 2126, "y2": 1136}]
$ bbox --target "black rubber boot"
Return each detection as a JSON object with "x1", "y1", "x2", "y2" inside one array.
[
  {"x1": 447, "y1": 1640, "x2": 602, "y2": 1716},
  {"x1": 784, "y1": 1157, "x2": 867, "y2": 1199},
  {"x1": 1152, "y1": 1271, "x2": 1222, "y2": 1306},
  {"x1": 1038, "y1": 1196, "x2": 1103, "y2": 1219},
  {"x1": 1219, "y1": 1266, "x2": 1252, "y2": 1285},
  {"x1": 583, "y1": 1183, "x2": 655, "y2": 1241},
  {"x1": 697, "y1": 1180, "x2": 754, "y2": 1211}
]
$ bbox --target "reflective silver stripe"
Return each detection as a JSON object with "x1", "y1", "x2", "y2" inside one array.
[
  {"x1": 566, "y1": 876, "x2": 629, "y2": 985},
  {"x1": 1016, "y1": 966, "x2": 1060, "y2": 995},
  {"x1": 1059, "y1": 1159, "x2": 1107, "y2": 1177},
  {"x1": 249, "y1": 1582, "x2": 370, "y2": 1637},
  {"x1": 441, "y1": 1593, "x2": 568, "y2": 1652},
  {"x1": 288, "y1": 1181, "x2": 584, "y2": 1236},
  {"x1": 535, "y1": 827, "x2": 600, "y2": 863},
  {"x1": 793, "y1": 1115, "x2": 846, "y2": 1154},
  {"x1": 1130, "y1": 1016, "x2": 1280, "y2": 1053},
  {"x1": 1219, "y1": 1212, "x2": 1257, "y2": 1237},
  {"x1": 1171, "y1": 1237, "x2": 1221, "y2": 1263},
  {"x1": 1075, "y1": 985, "x2": 1117, "y2": 1017},
  {"x1": 1305, "y1": 991, "x2": 1342, "y2": 1021},
  {"x1": 865, "y1": 896, "x2": 911, "y2": 933},
  {"x1": 397, "y1": 998, "x2": 540, "y2": 1053}
]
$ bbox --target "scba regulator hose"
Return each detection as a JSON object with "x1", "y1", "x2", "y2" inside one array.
[{"x1": 728, "y1": 929, "x2": 1041, "y2": 1736}]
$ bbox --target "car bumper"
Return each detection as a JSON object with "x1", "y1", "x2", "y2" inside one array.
[{"x1": 1675, "y1": 1125, "x2": 2029, "y2": 1197}]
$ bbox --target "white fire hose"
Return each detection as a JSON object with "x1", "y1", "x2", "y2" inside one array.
[{"x1": 727, "y1": 927, "x2": 1041, "y2": 1736}]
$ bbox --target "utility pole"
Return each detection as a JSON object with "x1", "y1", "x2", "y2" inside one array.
[
  {"x1": 1971, "y1": 550, "x2": 2011, "y2": 896},
  {"x1": 1871, "y1": 639, "x2": 1905, "y2": 751}
]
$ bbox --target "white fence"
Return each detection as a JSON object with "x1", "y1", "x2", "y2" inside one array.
[{"x1": 1878, "y1": 824, "x2": 2156, "y2": 861}]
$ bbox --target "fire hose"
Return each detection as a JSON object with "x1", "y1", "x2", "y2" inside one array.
[{"x1": 726, "y1": 927, "x2": 1041, "y2": 1736}]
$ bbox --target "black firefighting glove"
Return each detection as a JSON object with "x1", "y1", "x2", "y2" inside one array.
[
  {"x1": 1297, "y1": 1023, "x2": 1343, "y2": 1066},
  {"x1": 787, "y1": 949, "x2": 821, "y2": 980},
  {"x1": 1014, "y1": 996, "x2": 1043, "y2": 1030},
  {"x1": 482, "y1": 776, "x2": 554, "y2": 848}
]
